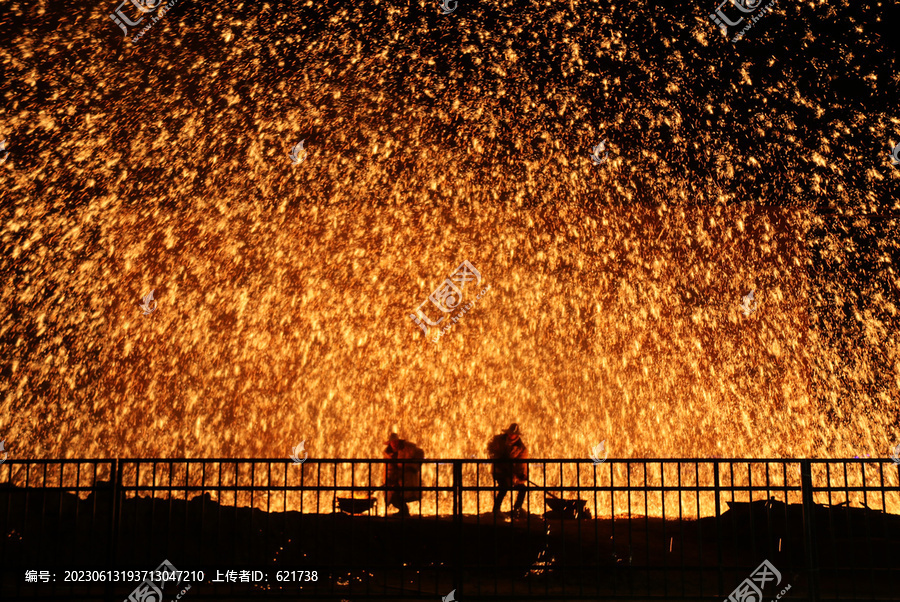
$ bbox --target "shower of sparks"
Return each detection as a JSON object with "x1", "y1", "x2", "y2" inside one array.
[{"x1": 0, "y1": 0, "x2": 898, "y2": 475}]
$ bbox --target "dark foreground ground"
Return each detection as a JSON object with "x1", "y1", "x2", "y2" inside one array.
[{"x1": 1, "y1": 483, "x2": 898, "y2": 600}]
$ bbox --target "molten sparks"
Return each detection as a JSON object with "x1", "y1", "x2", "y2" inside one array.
[{"x1": 0, "y1": 1, "x2": 897, "y2": 490}]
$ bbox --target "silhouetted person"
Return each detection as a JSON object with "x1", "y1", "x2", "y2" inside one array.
[
  {"x1": 383, "y1": 432, "x2": 425, "y2": 517},
  {"x1": 488, "y1": 423, "x2": 529, "y2": 517}
]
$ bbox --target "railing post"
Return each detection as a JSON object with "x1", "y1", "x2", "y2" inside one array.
[
  {"x1": 105, "y1": 459, "x2": 120, "y2": 602},
  {"x1": 453, "y1": 460, "x2": 463, "y2": 597},
  {"x1": 800, "y1": 459, "x2": 821, "y2": 602},
  {"x1": 714, "y1": 461, "x2": 723, "y2": 597}
]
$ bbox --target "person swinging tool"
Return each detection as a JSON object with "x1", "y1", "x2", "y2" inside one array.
[
  {"x1": 383, "y1": 432, "x2": 425, "y2": 517},
  {"x1": 487, "y1": 423, "x2": 529, "y2": 517}
]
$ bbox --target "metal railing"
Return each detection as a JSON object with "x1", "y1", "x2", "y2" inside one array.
[{"x1": 1, "y1": 458, "x2": 898, "y2": 600}]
